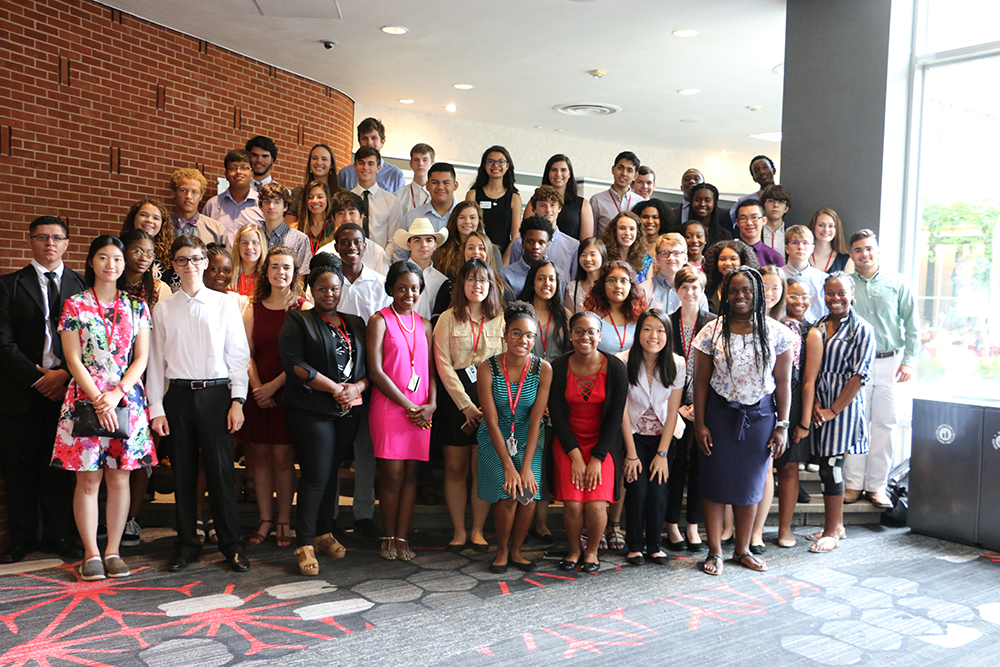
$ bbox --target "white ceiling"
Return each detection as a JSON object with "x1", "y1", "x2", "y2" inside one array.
[{"x1": 104, "y1": 0, "x2": 786, "y2": 156}]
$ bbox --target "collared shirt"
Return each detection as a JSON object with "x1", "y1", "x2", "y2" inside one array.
[
  {"x1": 30, "y1": 259, "x2": 64, "y2": 369},
  {"x1": 170, "y1": 212, "x2": 228, "y2": 248},
  {"x1": 395, "y1": 182, "x2": 430, "y2": 215},
  {"x1": 416, "y1": 265, "x2": 447, "y2": 322},
  {"x1": 746, "y1": 239, "x2": 785, "y2": 267},
  {"x1": 251, "y1": 174, "x2": 273, "y2": 191},
  {"x1": 262, "y1": 220, "x2": 313, "y2": 275},
  {"x1": 647, "y1": 272, "x2": 708, "y2": 314},
  {"x1": 339, "y1": 162, "x2": 406, "y2": 193},
  {"x1": 352, "y1": 183, "x2": 405, "y2": 257},
  {"x1": 316, "y1": 239, "x2": 389, "y2": 276},
  {"x1": 762, "y1": 223, "x2": 785, "y2": 256},
  {"x1": 729, "y1": 190, "x2": 763, "y2": 225},
  {"x1": 146, "y1": 286, "x2": 250, "y2": 419},
  {"x1": 783, "y1": 262, "x2": 829, "y2": 322},
  {"x1": 202, "y1": 187, "x2": 265, "y2": 245},
  {"x1": 627, "y1": 354, "x2": 686, "y2": 434},
  {"x1": 338, "y1": 265, "x2": 390, "y2": 324},
  {"x1": 397, "y1": 200, "x2": 457, "y2": 262},
  {"x1": 590, "y1": 189, "x2": 645, "y2": 236},
  {"x1": 851, "y1": 269, "x2": 920, "y2": 366},
  {"x1": 500, "y1": 259, "x2": 532, "y2": 295},
  {"x1": 507, "y1": 229, "x2": 579, "y2": 286}
]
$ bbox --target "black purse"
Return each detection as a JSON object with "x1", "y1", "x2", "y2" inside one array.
[{"x1": 72, "y1": 399, "x2": 130, "y2": 440}]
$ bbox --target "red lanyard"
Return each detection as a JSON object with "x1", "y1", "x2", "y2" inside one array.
[
  {"x1": 470, "y1": 316, "x2": 485, "y2": 353},
  {"x1": 311, "y1": 233, "x2": 323, "y2": 256},
  {"x1": 611, "y1": 189, "x2": 631, "y2": 214},
  {"x1": 539, "y1": 315, "x2": 551, "y2": 354},
  {"x1": 90, "y1": 289, "x2": 122, "y2": 351},
  {"x1": 609, "y1": 314, "x2": 627, "y2": 351},
  {"x1": 501, "y1": 353, "x2": 532, "y2": 438},
  {"x1": 318, "y1": 310, "x2": 351, "y2": 357},
  {"x1": 812, "y1": 250, "x2": 835, "y2": 272},
  {"x1": 390, "y1": 305, "x2": 417, "y2": 375},
  {"x1": 679, "y1": 312, "x2": 695, "y2": 360}
]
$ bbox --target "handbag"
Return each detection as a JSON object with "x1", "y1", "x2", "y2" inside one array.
[{"x1": 72, "y1": 399, "x2": 130, "y2": 440}]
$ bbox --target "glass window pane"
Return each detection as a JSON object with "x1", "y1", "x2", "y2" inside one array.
[
  {"x1": 914, "y1": 55, "x2": 1000, "y2": 403},
  {"x1": 920, "y1": 0, "x2": 1000, "y2": 54}
]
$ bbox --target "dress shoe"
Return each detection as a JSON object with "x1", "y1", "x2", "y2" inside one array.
[
  {"x1": 868, "y1": 491, "x2": 894, "y2": 509},
  {"x1": 167, "y1": 552, "x2": 198, "y2": 571},
  {"x1": 843, "y1": 489, "x2": 863, "y2": 504},
  {"x1": 0, "y1": 543, "x2": 36, "y2": 564},
  {"x1": 351, "y1": 518, "x2": 382, "y2": 540},
  {"x1": 557, "y1": 558, "x2": 579, "y2": 571},
  {"x1": 665, "y1": 539, "x2": 686, "y2": 552},
  {"x1": 228, "y1": 552, "x2": 250, "y2": 573},
  {"x1": 579, "y1": 560, "x2": 600, "y2": 573},
  {"x1": 646, "y1": 552, "x2": 671, "y2": 565},
  {"x1": 798, "y1": 484, "x2": 811, "y2": 504},
  {"x1": 510, "y1": 559, "x2": 536, "y2": 573},
  {"x1": 626, "y1": 554, "x2": 645, "y2": 566},
  {"x1": 488, "y1": 562, "x2": 507, "y2": 574},
  {"x1": 40, "y1": 538, "x2": 84, "y2": 559}
]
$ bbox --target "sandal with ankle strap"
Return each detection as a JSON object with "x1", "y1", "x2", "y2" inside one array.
[
  {"x1": 381, "y1": 537, "x2": 397, "y2": 560},
  {"x1": 314, "y1": 533, "x2": 347, "y2": 559},
  {"x1": 605, "y1": 522, "x2": 625, "y2": 551},
  {"x1": 276, "y1": 522, "x2": 293, "y2": 548},
  {"x1": 295, "y1": 545, "x2": 319, "y2": 576},
  {"x1": 248, "y1": 519, "x2": 274, "y2": 546},
  {"x1": 395, "y1": 538, "x2": 414, "y2": 562}
]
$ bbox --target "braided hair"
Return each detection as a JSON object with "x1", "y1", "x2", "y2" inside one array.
[
  {"x1": 716, "y1": 266, "x2": 771, "y2": 373},
  {"x1": 822, "y1": 270, "x2": 858, "y2": 338}
]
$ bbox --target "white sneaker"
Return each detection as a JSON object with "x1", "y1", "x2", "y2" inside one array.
[{"x1": 121, "y1": 518, "x2": 142, "y2": 547}]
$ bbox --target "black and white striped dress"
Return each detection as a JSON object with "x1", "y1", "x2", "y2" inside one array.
[{"x1": 813, "y1": 308, "x2": 877, "y2": 457}]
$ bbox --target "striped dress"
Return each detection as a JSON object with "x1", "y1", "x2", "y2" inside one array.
[
  {"x1": 813, "y1": 308, "x2": 877, "y2": 457},
  {"x1": 476, "y1": 354, "x2": 544, "y2": 502}
]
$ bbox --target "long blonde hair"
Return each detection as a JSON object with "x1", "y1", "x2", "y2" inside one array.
[{"x1": 232, "y1": 223, "x2": 268, "y2": 288}]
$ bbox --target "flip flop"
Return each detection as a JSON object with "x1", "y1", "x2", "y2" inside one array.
[
  {"x1": 809, "y1": 536, "x2": 839, "y2": 554},
  {"x1": 733, "y1": 552, "x2": 768, "y2": 572},
  {"x1": 702, "y1": 554, "x2": 724, "y2": 576},
  {"x1": 807, "y1": 529, "x2": 846, "y2": 541}
]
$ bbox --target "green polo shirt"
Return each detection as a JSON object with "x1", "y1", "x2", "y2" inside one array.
[{"x1": 851, "y1": 269, "x2": 919, "y2": 367}]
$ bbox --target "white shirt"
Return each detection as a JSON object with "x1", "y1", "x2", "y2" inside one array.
[
  {"x1": 352, "y1": 183, "x2": 405, "y2": 259},
  {"x1": 338, "y1": 265, "x2": 390, "y2": 324},
  {"x1": 627, "y1": 354, "x2": 686, "y2": 435},
  {"x1": 784, "y1": 262, "x2": 830, "y2": 322},
  {"x1": 30, "y1": 259, "x2": 64, "y2": 369},
  {"x1": 416, "y1": 265, "x2": 447, "y2": 322},
  {"x1": 146, "y1": 286, "x2": 251, "y2": 419},
  {"x1": 590, "y1": 188, "x2": 645, "y2": 237},
  {"x1": 762, "y1": 223, "x2": 785, "y2": 256},
  {"x1": 316, "y1": 239, "x2": 389, "y2": 276},
  {"x1": 395, "y1": 182, "x2": 430, "y2": 215}
]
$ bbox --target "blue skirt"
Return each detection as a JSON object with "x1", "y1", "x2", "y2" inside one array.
[{"x1": 699, "y1": 388, "x2": 775, "y2": 506}]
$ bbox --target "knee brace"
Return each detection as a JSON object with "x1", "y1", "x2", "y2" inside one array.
[{"x1": 818, "y1": 455, "x2": 845, "y2": 496}]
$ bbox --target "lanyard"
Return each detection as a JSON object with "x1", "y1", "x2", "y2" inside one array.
[
  {"x1": 539, "y1": 315, "x2": 551, "y2": 355},
  {"x1": 317, "y1": 310, "x2": 351, "y2": 357},
  {"x1": 90, "y1": 289, "x2": 122, "y2": 352},
  {"x1": 470, "y1": 316, "x2": 485, "y2": 353},
  {"x1": 609, "y1": 314, "x2": 627, "y2": 351},
  {"x1": 501, "y1": 353, "x2": 532, "y2": 438},
  {"x1": 679, "y1": 312, "x2": 695, "y2": 361},
  {"x1": 611, "y1": 189, "x2": 631, "y2": 214},
  {"x1": 812, "y1": 250, "x2": 835, "y2": 272},
  {"x1": 389, "y1": 305, "x2": 417, "y2": 374}
]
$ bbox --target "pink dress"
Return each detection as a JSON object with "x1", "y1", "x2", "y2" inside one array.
[{"x1": 370, "y1": 306, "x2": 431, "y2": 461}]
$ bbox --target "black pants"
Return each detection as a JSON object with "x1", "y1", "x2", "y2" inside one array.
[
  {"x1": 163, "y1": 385, "x2": 243, "y2": 557},
  {"x1": 665, "y1": 418, "x2": 703, "y2": 526},
  {"x1": 0, "y1": 395, "x2": 75, "y2": 547},
  {"x1": 624, "y1": 434, "x2": 669, "y2": 553},
  {"x1": 286, "y1": 407, "x2": 360, "y2": 546}
]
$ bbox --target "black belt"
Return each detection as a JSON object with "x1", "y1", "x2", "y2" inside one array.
[
  {"x1": 170, "y1": 378, "x2": 231, "y2": 390},
  {"x1": 875, "y1": 349, "x2": 901, "y2": 359}
]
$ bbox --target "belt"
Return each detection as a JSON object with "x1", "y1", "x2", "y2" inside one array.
[
  {"x1": 170, "y1": 378, "x2": 231, "y2": 390},
  {"x1": 875, "y1": 349, "x2": 902, "y2": 359}
]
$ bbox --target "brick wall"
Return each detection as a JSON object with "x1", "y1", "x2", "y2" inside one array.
[{"x1": 0, "y1": 0, "x2": 355, "y2": 546}]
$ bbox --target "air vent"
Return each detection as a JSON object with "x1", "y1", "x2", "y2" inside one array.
[{"x1": 553, "y1": 103, "x2": 621, "y2": 117}]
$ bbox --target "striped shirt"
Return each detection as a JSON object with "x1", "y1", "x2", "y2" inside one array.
[{"x1": 813, "y1": 308, "x2": 877, "y2": 457}]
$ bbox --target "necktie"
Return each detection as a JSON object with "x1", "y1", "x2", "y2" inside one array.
[
  {"x1": 362, "y1": 190, "x2": 371, "y2": 238},
  {"x1": 253, "y1": 181, "x2": 263, "y2": 191},
  {"x1": 45, "y1": 271, "x2": 60, "y2": 330}
]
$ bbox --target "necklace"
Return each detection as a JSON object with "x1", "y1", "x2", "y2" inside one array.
[{"x1": 390, "y1": 303, "x2": 415, "y2": 332}]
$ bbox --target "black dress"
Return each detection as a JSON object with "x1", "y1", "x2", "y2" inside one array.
[
  {"x1": 556, "y1": 196, "x2": 584, "y2": 240},
  {"x1": 475, "y1": 186, "x2": 515, "y2": 253},
  {"x1": 775, "y1": 319, "x2": 813, "y2": 466}
]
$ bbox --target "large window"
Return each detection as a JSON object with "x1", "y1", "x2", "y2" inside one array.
[{"x1": 911, "y1": 3, "x2": 1000, "y2": 402}]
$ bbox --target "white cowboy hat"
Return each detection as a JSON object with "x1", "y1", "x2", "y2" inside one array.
[{"x1": 393, "y1": 217, "x2": 448, "y2": 249}]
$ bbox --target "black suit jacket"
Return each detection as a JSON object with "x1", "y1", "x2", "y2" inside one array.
[
  {"x1": 0, "y1": 264, "x2": 87, "y2": 416},
  {"x1": 279, "y1": 309, "x2": 367, "y2": 417}
]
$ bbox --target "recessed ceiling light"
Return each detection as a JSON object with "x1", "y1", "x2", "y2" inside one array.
[
  {"x1": 444, "y1": 103, "x2": 457, "y2": 112},
  {"x1": 587, "y1": 69, "x2": 606, "y2": 79},
  {"x1": 679, "y1": 118, "x2": 701, "y2": 124},
  {"x1": 553, "y1": 103, "x2": 620, "y2": 116},
  {"x1": 720, "y1": 150, "x2": 728, "y2": 155},
  {"x1": 746, "y1": 105, "x2": 763, "y2": 112},
  {"x1": 453, "y1": 83, "x2": 473, "y2": 90},
  {"x1": 398, "y1": 99, "x2": 414, "y2": 104},
  {"x1": 533, "y1": 125, "x2": 543, "y2": 129},
  {"x1": 553, "y1": 128, "x2": 562, "y2": 132},
  {"x1": 677, "y1": 89, "x2": 701, "y2": 96},
  {"x1": 672, "y1": 29, "x2": 699, "y2": 37},
  {"x1": 381, "y1": 25, "x2": 408, "y2": 35},
  {"x1": 750, "y1": 131, "x2": 783, "y2": 142}
]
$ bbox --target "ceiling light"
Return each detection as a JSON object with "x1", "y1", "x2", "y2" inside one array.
[
  {"x1": 677, "y1": 89, "x2": 701, "y2": 96},
  {"x1": 398, "y1": 99, "x2": 414, "y2": 104},
  {"x1": 750, "y1": 131, "x2": 783, "y2": 142},
  {"x1": 553, "y1": 103, "x2": 620, "y2": 116},
  {"x1": 380, "y1": 25, "x2": 408, "y2": 35},
  {"x1": 533, "y1": 125, "x2": 543, "y2": 129},
  {"x1": 553, "y1": 129, "x2": 562, "y2": 132},
  {"x1": 679, "y1": 118, "x2": 701, "y2": 124},
  {"x1": 720, "y1": 150, "x2": 728, "y2": 155},
  {"x1": 746, "y1": 105, "x2": 763, "y2": 112},
  {"x1": 672, "y1": 29, "x2": 699, "y2": 38},
  {"x1": 453, "y1": 84, "x2": 473, "y2": 90},
  {"x1": 444, "y1": 103, "x2": 457, "y2": 112},
  {"x1": 587, "y1": 69, "x2": 606, "y2": 79}
]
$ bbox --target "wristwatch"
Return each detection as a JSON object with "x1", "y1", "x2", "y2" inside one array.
[
  {"x1": 231, "y1": 397, "x2": 246, "y2": 405},
  {"x1": 775, "y1": 420, "x2": 790, "y2": 429},
  {"x1": 657, "y1": 450, "x2": 669, "y2": 458},
  {"x1": 118, "y1": 381, "x2": 133, "y2": 395}
]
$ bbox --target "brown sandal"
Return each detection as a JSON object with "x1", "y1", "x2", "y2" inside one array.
[
  {"x1": 314, "y1": 533, "x2": 347, "y2": 559},
  {"x1": 248, "y1": 519, "x2": 273, "y2": 546},
  {"x1": 276, "y1": 522, "x2": 293, "y2": 548},
  {"x1": 295, "y1": 545, "x2": 319, "y2": 576}
]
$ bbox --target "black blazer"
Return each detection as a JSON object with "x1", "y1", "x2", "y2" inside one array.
[
  {"x1": 671, "y1": 308, "x2": 716, "y2": 404},
  {"x1": 548, "y1": 351, "x2": 628, "y2": 500},
  {"x1": 279, "y1": 309, "x2": 367, "y2": 417},
  {"x1": 0, "y1": 264, "x2": 86, "y2": 416}
]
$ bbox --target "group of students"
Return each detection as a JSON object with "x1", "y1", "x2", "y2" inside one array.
[{"x1": 0, "y1": 119, "x2": 917, "y2": 581}]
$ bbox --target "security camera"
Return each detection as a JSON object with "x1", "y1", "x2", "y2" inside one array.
[{"x1": 322, "y1": 41, "x2": 336, "y2": 50}]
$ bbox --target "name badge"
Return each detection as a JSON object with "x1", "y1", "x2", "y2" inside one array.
[
  {"x1": 407, "y1": 374, "x2": 421, "y2": 392},
  {"x1": 480, "y1": 201, "x2": 493, "y2": 209},
  {"x1": 465, "y1": 366, "x2": 478, "y2": 383}
]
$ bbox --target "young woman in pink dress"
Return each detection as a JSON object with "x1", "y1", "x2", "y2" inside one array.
[{"x1": 366, "y1": 260, "x2": 437, "y2": 561}]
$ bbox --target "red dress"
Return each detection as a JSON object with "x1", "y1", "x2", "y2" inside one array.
[
  {"x1": 243, "y1": 298, "x2": 304, "y2": 444},
  {"x1": 553, "y1": 366, "x2": 616, "y2": 502}
]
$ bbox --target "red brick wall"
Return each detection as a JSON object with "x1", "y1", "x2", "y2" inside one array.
[{"x1": 0, "y1": 0, "x2": 355, "y2": 546}]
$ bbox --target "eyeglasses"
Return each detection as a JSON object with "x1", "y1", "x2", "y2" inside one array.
[
  {"x1": 571, "y1": 327, "x2": 601, "y2": 338},
  {"x1": 485, "y1": 159, "x2": 508, "y2": 168},
  {"x1": 464, "y1": 277, "x2": 490, "y2": 286},
  {"x1": 130, "y1": 249, "x2": 156, "y2": 260},
  {"x1": 31, "y1": 234, "x2": 68, "y2": 243},
  {"x1": 786, "y1": 240, "x2": 812, "y2": 247},
  {"x1": 226, "y1": 165, "x2": 252, "y2": 174},
  {"x1": 507, "y1": 330, "x2": 537, "y2": 341},
  {"x1": 605, "y1": 277, "x2": 630, "y2": 286},
  {"x1": 173, "y1": 255, "x2": 206, "y2": 267},
  {"x1": 657, "y1": 250, "x2": 686, "y2": 259},
  {"x1": 785, "y1": 294, "x2": 811, "y2": 302},
  {"x1": 736, "y1": 215, "x2": 763, "y2": 223}
]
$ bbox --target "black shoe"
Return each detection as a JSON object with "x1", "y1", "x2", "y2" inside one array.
[
  {"x1": 749, "y1": 543, "x2": 767, "y2": 555},
  {"x1": 39, "y1": 538, "x2": 84, "y2": 559},
  {"x1": 228, "y1": 552, "x2": 250, "y2": 573},
  {"x1": 557, "y1": 558, "x2": 579, "y2": 571},
  {"x1": 798, "y1": 484, "x2": 811, "y2": 504},
  {"x1": 529, "y1": 527, "x2": 556, "y2": 550},
  {"x1": 646, "y1": 552, "x2": 671, "y2": 565},
  {"x1": 351, "y1": 518, "x2": 382, "y2": 540},
  {"x1": 666, "y1": 539, "x2": 686, "y2": 552},
  {"x1": 580, "y1": 560, "x2": 600, "y2": 573},
  {"x1": 686, "y1": 540, "x2": 705, "y2": 553},
  {"x1": 511, "y1": 559, "x2": 536, "y2": 573},
  {"x1": 471, "y1": 541, "x2": 490, "y2": 553},
  {"x1": 488, "y1": 562, "x2": 507, "y2": 574},
  {"x1": 626, "y1": 554, "x2": 645, "y2": 566},
  {"x1": 444, "y1": 542, "x2": 467, "y2": 554},
  {"x1": 0, "y1": 543, "x2": 35, "y2": 564},
  {"x1": 167, "y1": 551, "x2": 198, "y2": 571}
]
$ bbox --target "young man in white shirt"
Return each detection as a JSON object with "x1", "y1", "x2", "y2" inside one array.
[
  {"x1": 590, "y1": 151, "x2": 643, "y2": 237},
  {"x1": 782, "y1": 225, "x2": 828, "y2": 322},
  {"x1": 760, "y1": 184, "x2": 792, "y2": 256},
  {"x1": 393, "y1": 218, "x2": 447, "y2": 321},
  {"x1": 202, "y1": 149, "x2": 265, "y2": 244},
  {"x1": 337, "y1": 117, "x2": 406, "y2": 193},
  {"x1": 351, "y1": 146, "x2": 405, "y2": 260},
  {"x1": 317, "y1": 192, "x2": 389, "y2": 275},
  {"x1": 631, "y1": 166, "x2": 656, "y2": 200},
  {"x1": 148, "y1": 235, "x2": 252, "y2": 573},
  {"x1": 245, "y1": 135, "x2": 280, "y2": 191},
  {"x1": 395, "y1": 143, "x2": 435, "y2": 215}
]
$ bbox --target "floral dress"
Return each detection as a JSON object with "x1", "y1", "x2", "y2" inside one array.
[{"x1": 51, "y1": 290, "x2": 156, "y2": 471}]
